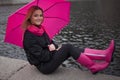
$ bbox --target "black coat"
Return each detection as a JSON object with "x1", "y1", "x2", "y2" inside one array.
[{"x1": 23, "y1": 30, "x2": 58, "y2": 66}]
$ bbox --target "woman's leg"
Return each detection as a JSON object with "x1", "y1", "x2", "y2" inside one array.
[
  {"x1": 36, "y1": 44, "x2": 84, "y2": 74},
  {"x1": 37, "y1": 40, "x2": 115, "y2": 74}
]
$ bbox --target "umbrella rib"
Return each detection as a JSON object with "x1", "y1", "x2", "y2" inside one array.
[
  {"x1": 45, "y1": 17, "x2": 68, "y2": 22},
  {"x1": 44, "y1": 2, "x2": 66, "y2": 12},
  {"x1": 15, "y1": 12, "x2": 26, "y2": 16},
  {"x1": 37, "y1": 0, "x2": 39, "y2": 6},
  {"x1": 10, "y1": 25, "x2": 21, "y2": 32}
]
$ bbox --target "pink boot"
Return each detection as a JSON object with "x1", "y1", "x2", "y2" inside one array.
[
  {"x1": 76, "y1": 53, "x2": 109, "y2": 74},
  {"x1": 84, "y1": 40, "x2": 115, "y2": 62},
  {"x1": 76, "y1": 40, "x2": 115, "y2": 74}
]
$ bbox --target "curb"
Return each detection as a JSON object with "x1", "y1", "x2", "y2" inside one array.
[{"x1": 0, "y1": 56, "x2": 120, "y2": 80}]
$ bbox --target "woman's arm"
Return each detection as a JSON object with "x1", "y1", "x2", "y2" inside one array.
[{"x1": 51, "y1": 40, "x2": 58, "y2": 49}]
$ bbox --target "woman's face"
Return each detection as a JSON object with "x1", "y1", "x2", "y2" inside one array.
[{"x1": 30, "y1": 10, "x2": 44, "y2": 26}]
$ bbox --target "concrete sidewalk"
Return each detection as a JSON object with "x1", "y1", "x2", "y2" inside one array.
[{"x1": 0, "y1": 56, "x2": 120, "y2": 80}]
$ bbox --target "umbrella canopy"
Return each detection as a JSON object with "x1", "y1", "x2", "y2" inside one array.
[{"x1": 4, "y1": 0, "x2": 71, "y2": 48}]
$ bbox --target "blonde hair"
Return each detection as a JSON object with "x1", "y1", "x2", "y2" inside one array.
[{"x1": 22, "y1": 6, "x2": 43, "y2": 30}]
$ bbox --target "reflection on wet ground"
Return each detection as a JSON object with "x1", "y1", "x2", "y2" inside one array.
[{"x1": 0, "y1": 1, "x2": 120, "y2": 76}]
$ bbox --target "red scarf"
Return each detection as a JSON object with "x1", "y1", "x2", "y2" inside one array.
[{"x1": 27, "y1": 25, "x2": 44, "y2": 36}]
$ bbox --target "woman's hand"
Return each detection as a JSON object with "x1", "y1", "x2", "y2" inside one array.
[
  {"x1": 48, "y1": 44, "x2": 56, "y2": 51},
  {"x1": 56, "y1": 45, "x2": 62, "y2": 51}
]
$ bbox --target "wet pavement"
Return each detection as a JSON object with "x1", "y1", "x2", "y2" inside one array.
[{"x1": 0, "y1": 1, "x2": 120, "y2": 76}]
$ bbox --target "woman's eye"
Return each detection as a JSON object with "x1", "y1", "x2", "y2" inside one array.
[
  {"x1": 34, "y1": 14, "x2": 38, "y2": 17},
  {"x1": 40, "y1": 14, "x2": 43, "y2": 17}
]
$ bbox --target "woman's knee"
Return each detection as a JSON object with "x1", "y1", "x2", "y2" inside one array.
[{"x1": 62, "y1": 44, "x2": 73, "y2": 50}]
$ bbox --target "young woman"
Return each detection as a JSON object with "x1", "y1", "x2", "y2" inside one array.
[{"x1": 22, "y1": 6, "x2": 115, "y2": 74}]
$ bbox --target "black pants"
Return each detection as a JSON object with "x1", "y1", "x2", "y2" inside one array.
[{"x1": 36, "y1": 44, "x2": 84, "y2": 74}]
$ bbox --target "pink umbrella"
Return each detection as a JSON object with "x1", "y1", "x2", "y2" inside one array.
[{"x1": 4, "y1": 0, "x2": 71, "y2": 48}]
